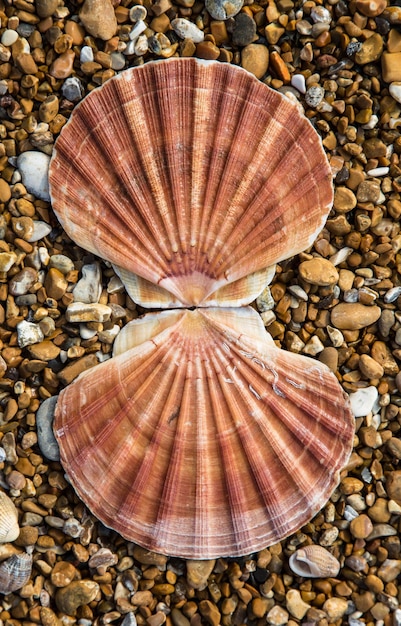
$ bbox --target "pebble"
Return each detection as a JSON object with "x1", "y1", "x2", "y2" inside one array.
[
  {"x1": 305, "y1": 85, "x2": 324, "y2": 108},
  {"x1": 389, "y1": 81, "x2": 401, "y2": 103},
  {"x1": 79, "y1": 0, "x2": 118, "y2": 40},
  {"x1": 241, "y1": 44, "x2": 269, "y2": 79},
  {"x1": 186, "y1": 559, "x2": 215, "y2": 589},
  {"x1": 355, "y1": 33, "x2": 383, "y2": 64},
  {"x1": 349, "y1": 514, "x2": 373, "y2": 539},
  {"x1": 299, "y1": 258, "x2": 338, "y2": 286},
  {"x1": 323, "y1": 597, "x2": 348, "y2": 621},
  {"x1": 266, "y1": 605, "x2": 289, "y2": 625},
  {"x1": 36, "y1": 395, "x2": 60, "y2": 462},
  {"x1": 66, "y1": 302, "x2": 112, "y2": 323},
  {"x1": 359, "y1": 354, "x2": 384, "y2": 379},
  {"x1": 62, "y1": 77, "x2": 85, "y2": 102},
  {"x1": 0, "y1": 251, "x2": 17, "y2": 272},
  {"x1": 349, "y1": 386, "x2": 378, "y2": 417},
  {"x1": 51, "y1": 561, "x2": 77, "y2": 587},
  {"x1": 291, "y1": 74, "x2": 306, "y2": 94},
  {"x1": 386, "y1": 471, "x2": 401, "y2": 503},
  {"x1": 330, "y1": 303, "x2": 381, "y2": 330},
  {"x1": 205, "y1": 0, "x2": 243, "y2": 20},
  {"x1": 171, "y1": 19, "x2": 204, "y2": 43},
  {"x1": 9, "y1": 267, "x2": 37, "y2": 296},
  {"x1": 356, "y1": 0, "x2": 387, "y2": 16},
  {"x1": 17, "y1": 152, "x2": 51, "y2": 201},
  {"x1": 17, "y1": 320, "x2": 44, "y2": 348},
  {"x1": 232, "y1": 13, "x2": 256, "y2": 47},
  {"x1": 55, "y1": 580, "x2": 100, "y2": 615},
  {"x1": 1, "y1": 30, "x2": 19, "y2": 46},
  {"x1": 28, "y1": 221, "x2": 52, "y2": 242},
  {"x1": 286, "y1": 589, "x2": 310, "y2": 619},
  {"x1": 73, "y1": 263, "x2": 102, "y2": 303}
]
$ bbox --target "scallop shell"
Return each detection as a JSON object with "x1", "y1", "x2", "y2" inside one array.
[
  {"x1": 0, "y1": 492, "x2": 19, "y2": 544},
  {"x1": 49, "y1": 58, "x2": 333, "y2": 309},
  {"x1": 289, "y1": 545, "x2": 341, "y2": 578},
  {"x1": 54, "y1": 307, "x2": 354, "y2": 559},
  {"x1": 0, "y1": 553, "x2": 32, "y2": 594}
]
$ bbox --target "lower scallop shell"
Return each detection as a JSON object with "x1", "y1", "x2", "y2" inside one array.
[
  {"x1": 0, "y1": 492, "x2": 19, "y2": 544},
  {"x1": 0, "y1": 553, "x2": 32, "y2": 594},
  {"x1": 54, "y1": 307, "x2": 354, "y2": 559},
  {"x1": 49, "y1": 58, "x2": 333, "y2": 309}
]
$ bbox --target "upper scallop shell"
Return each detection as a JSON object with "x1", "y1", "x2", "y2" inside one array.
[
  {"x1": 0, "y1": 491, "x2": 19, "y2": 544},
  {"x1": 54, "y1": 307, "x2": 354, "y2": 559},
  {"x1": 49, "y1": 59, "x2": 333, "y2": 308}
]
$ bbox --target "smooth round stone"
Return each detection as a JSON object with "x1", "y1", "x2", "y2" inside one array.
[
  {"x1": 386, "y1": 471, "x2": 401, "y2": 503},
  {"x1": 241, "y1": 44, "x2": 269, "y2": 79},
  {"x1": 171, "y1": 18, "x2": 204, "y2": 43},
  {"x1": 389, "y1": 81, "x2": 401, "y2": 103},
  {"x1": 333, "y1": 186, "x2": 357, "y2": 212},
  {"x1": 205, "y1": 0, "x2": 243, "y2": 20},
  {"x1": 36, "y1": 396, "x2": 60, "y2": 462},
  {"x1": 377, "y1": 559, "x2": 401, "y2": 582},
  {"x1": 350, "y1": 514, "x2": 373, "y2": 539},
  {"x1": 322, "y1": 598, "x2": 348, "y2": 621},
  {"x1": 49, "y1": 254, "x2": 75, "y2": 274},
  {"x1": 17, "y1": 151, "x2": 50, "y2": 201},
  {"x1": 62, "y1": 77, "x2": 84, "y2": 102},
  {"x1": 310, "y1": 6, "x2": 331, "y2": 23},
  {"x1": 1, "y1": 29, "x2": 19, "y2": 46},
  {"x1": 17, "y1": 320, "x2": 44, "y2": 348},
  {"x1": 359, "y1": 354, "x2": 384, "y2": 379},
  {"x1": 291, "y1": 73, "x2": 306, "y2": 94},
  {"x1": 232, "y1": 13, "x2": 257, "y2": 47},
  {"x1": 80, "y1": 45, "x2": 94, "y2": 63},
  {"x1": 36, "y1": 0, "x2": 59, "y2": 17},
  {"x1": 0, "y1": 178, "x2": 11, "y2": 203},
  {"x1": 186, "y1": 560, "x2": 215, "y2": 590},
  {"x1": 79, "y1": 0, "x2": 118, "y2": 40},
  {"x1": 349, "y1": 386, "x2": 378, "y2": 417},
  {"x1": 299, "y1": 258, "x2": 338, "y2": 286},
  {"x1": 330, "y1": 303, "x2": 381, "y2": 330},
  {"x1": 305, "y1": 85, "x2": 324, "y2": 108},
  {"x1": 110, "y1": 52, "x2": 125, "y2": 71},
  {"x1": 51, "y1": 561, "x2": 77, "y2": 587},
  {"x1": 356, "y1": 0, "x2": 387, "y2": 17},
  {"x1": 266, "y1": 605, "x2": 289, "y2": 626}
]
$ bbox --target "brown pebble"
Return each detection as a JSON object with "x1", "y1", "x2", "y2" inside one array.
[
  {"x1": 386, "y1": 471, "x2": 401, "y2": 503},
  {"x1": 349, "y1": 514, "x2": 373, "y2": 539},
  {"x1": 199, "y1": 600, "x2": 221, "y2": 626},
  {"x1": 27, "y1": 341, "x2": 60, "y2": 361},
  {"x1": 330, "y1": 303, "x2": 381, "y2": 330},
  {"x1": 359, "y1": 354, "x2": 384, "y2": 379},
  {"x1": 186, "y1": 559, "x2": 215, "y2": 589},
  {"x1": 79, "y1": 0, "x2": 118, "y2": 40},
  {"x1": 50, "y1": 50, "x2": 75, "y2": 79},
  {"x1": 195, "y1": 41, "x2": 220, "y2": 60},
  {"x1": 299, "y1": 258, "x2": 338, "y2": 286},
  {"x1": 333, "y1": 187, "x2": 357, "y2": 212},
  {"x1": 269, "y1": 50, "x2": 290, "y2": 83},
  {"x1": 51, "y1": 561, "x2": 77, "y2": 587},
  {"x1": 356, "y1": 0, "x2": 386, "y2": 16},
  {"x1": 241, "y1": 44, "x2": 269, "y2": 79},
  {"x1": 44, "y1": 268, "x2": 68, "y2": 300},
  {"x1": 355, "y1": 33, "x2": 383, "y2": 64},
  {"x1": 0, "y1": 179, "x2": 11, "y2": 203},
  {"x1": 57, "y1": 354, "x2": 98, "y2": 385},
  {"x1": 55, "y1": 580, "x2": 99, "y2": 615}
]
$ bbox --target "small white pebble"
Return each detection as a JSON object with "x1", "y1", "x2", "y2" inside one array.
[
  {"x1": 1, "y1": 29, "x2": 19, "y2": 46},
  {"x1": 110, "y1": 52, "x2": 125, "y2": 70},
  {"x1": 129, "y1": 20, "x2": 147, "y2": 41},
  {"x1": 291, "y1": 73, "x2": 306, "y2": 94},
  {"x1": 367, "y1": 166, "x2": 389, "y2": 177},
  {"x1": 384, "y1": 286, "x2": 401, "y2": 303},
  {"x1": 134, "y1": 34, "x2": 148, "y2": 56},
  {"x1": 171, "y1": 18, "x2": 205, "y2": 43},
  {"x1": 349, "y1": 386, "x2": 378, "y2": 417},
  {"x1": 362, "y1": 114, "x2": 378, "y2": 129},
  {"x1": 329, "y1": 246, "x2": 353, "y2": 266},
  {"x1": 389, "y1": 81, "x2": 401, "y2": 104},
  {"x1": 17, "y1": 151, "x2": 50, "y2": 201},
  {"x1": 80, "y1": 45, "x2": 94, "y2": 63}
]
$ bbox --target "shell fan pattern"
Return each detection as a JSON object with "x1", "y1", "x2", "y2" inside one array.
[{"x1": 49, "y1": 59, "x2": 354, "y2": 559}]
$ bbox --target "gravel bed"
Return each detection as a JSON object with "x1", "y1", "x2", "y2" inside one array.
[{"x1": 0, "y1": 0, "x2": 401, "y2": 623}]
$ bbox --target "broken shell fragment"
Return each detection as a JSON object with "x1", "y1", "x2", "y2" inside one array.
[
  {"x1": 289, "y1": 545, "x2": 341, "y2": 578},
  {"x1": 49, "y1": 59, "x2": 333, "y2": 309},
  {"x1": 0, "y1": 491, "x2": 19, "y2": 544},
  {"x1": 54, "y1": 307, "x2": 354, "y2": 559},
  {"x1": 0, "y1": 553, "x2": 32, "y2": 594}
]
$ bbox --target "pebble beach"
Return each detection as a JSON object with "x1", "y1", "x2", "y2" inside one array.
[{"x1": 1, "y1": 0, "x2": 401, "y2": 624}]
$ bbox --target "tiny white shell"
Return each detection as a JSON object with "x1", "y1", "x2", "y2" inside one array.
[
  {"x1": 0, "y1": 491, "x2": 19, "y2": 544},
  {"x1": 289, "y1": 545, "x2": 340, "y2": 578}
]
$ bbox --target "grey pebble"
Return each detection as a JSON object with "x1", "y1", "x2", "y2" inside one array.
[
  {"x1": 205, "y1": 0, "x2": 243, "y2": 20},
  {"x1": 62, "y1": 76, "x2": 85, "y2": 102},
  {"x1": 232, "y1": 13, "x2": 256, "y2": 47},
  {"x1": 379, "y1": 309, "x2": 394, "y2": 338},
  {"x1": 36, "y1": 396, "x2": 60, "y2": 462},
  {"x1": 305, "y1": 85, "x2": 324, "y2": 108}
]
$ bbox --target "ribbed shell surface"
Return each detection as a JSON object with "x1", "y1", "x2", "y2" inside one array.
[
  {"x1": 54, "y1": 307, "x2": 354, "y2": 559},
  {"x1": 49, "y1": 59, "x2": 333, "y2": 308}
]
